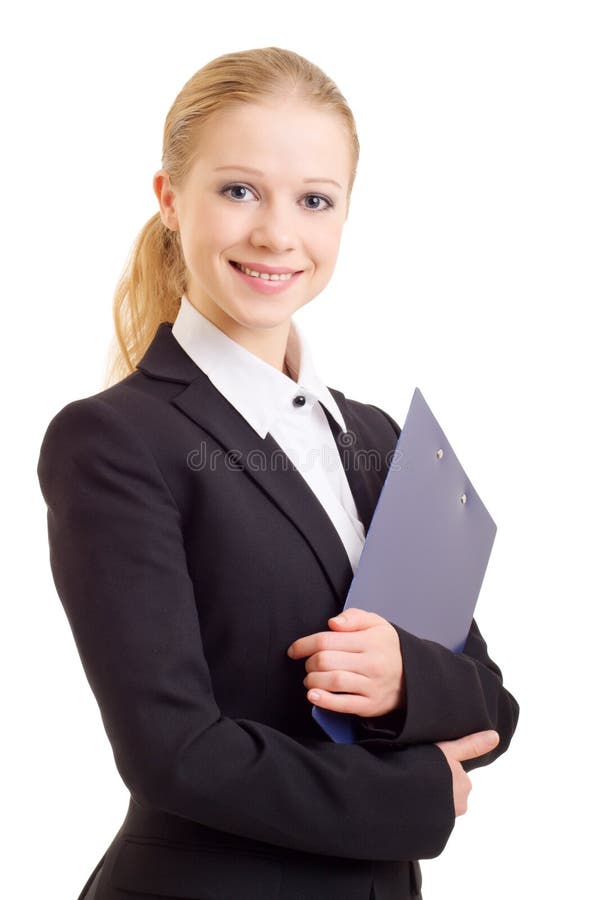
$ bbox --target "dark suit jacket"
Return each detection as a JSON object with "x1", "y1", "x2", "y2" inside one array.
[{"x1": 37, "y1": 322, "x2": 519, "y2": 900}]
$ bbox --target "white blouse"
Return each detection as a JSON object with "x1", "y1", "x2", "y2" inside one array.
[{"x1": 172, "y1": 295, "x2": 366, "y2": 573}]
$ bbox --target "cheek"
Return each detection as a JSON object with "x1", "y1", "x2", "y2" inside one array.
[
  {"x1": 180, "y1": 227, "x2": 221, "y2": 276},
  {"x1": 206, "y1": 206, "x2": 243, "y2": 242},
  {"x1": 180, "y1": 204, "x2": 237, "y2": 257},
  {"x1": 311, "y1": 226, "x2": 344, "y2": 269}
]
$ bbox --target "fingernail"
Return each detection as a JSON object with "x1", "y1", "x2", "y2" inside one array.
[
  {"x1": 331, "y1": 615, "x2": 346, "y2": 624},
  {"x1": 308, "y1": 690, "x2": 321, "y2": 700},
  {"x1": 485, "y1": 731, "x2": 499, "y2": 746}
]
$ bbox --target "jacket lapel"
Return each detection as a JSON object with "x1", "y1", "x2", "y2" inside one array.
[
  {"x1": 136, "y1": 323, "x2": 384, "y2": 605},
  {"x1": 318, "y1": 395, "x2": 385, "y2": 538}
]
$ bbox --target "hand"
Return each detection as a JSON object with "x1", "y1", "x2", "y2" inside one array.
[
  {"x1": 435, "y1": 730, "x2": 500, "y2": 816},
  {"x1": 286, "y1": 607, "x2": 405, "y2": 717}
]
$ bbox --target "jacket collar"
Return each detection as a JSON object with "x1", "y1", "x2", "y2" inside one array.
[
  {"x1": 171, "y1": 295, "x2": 347, "y2": 439},
  {"x1": 137, "y1": 322, "x2": 386, "y2": 606}
]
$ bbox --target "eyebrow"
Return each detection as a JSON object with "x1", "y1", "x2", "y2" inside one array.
[{"x1": 213, "y1": 165, "x2": 342, "y2": 190}]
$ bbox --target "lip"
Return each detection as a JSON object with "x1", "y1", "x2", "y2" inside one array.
[
  {"x1": 230, "y1": 260, "x2": 303, "y2": 275},
  {"x1": 229, "y1": 260, "x2": 303, "y2": 295}
]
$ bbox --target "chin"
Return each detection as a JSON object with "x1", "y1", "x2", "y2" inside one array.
[
  {"x1": 225, "y1": 292, "x2": 300, "y2": 319},
  {"x1": 231, "y1": 308, "x2": 296, "y2": 331}
]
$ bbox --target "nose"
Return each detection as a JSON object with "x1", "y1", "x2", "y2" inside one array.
[{"x1": 249, "y1": 199, "x2": 297, "y2": 253}]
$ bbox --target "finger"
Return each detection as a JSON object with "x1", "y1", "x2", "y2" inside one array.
[
  {"x1": 450, "y1": 730, "x2": 500, "y2": 762},
  {"x1": 304, "y1": 649, "x2": 370, "y2": 675},
  {"x1": 287, "y1": 630, "x2": 369, "y2": 659},
  {"x1": 303, "y1": 669, "x2": 370, "y2": 695},
  {"x1": 328, "y1": 608, "x2": 386, "y2": 630},
  {"x1": 456, "y1": 773, "x2": 472, "y2": 817},
  {"x1": 306, "y1": 683, "x2": 375, "y2": 715}
]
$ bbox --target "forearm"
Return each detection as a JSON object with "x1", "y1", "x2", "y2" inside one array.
[{"x1": 357, "y1": 618, "x2": 519, "y2": 771}]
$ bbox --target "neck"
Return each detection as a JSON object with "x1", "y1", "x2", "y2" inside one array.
[{"x1": 184, "y1": 292, "x2": 292, "y2": 373}]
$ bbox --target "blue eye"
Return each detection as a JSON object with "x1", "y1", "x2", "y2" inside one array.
[
  {"x1": 303, "y1": 194, "x2": 333, "y2": 212},
  {"x1": 219, "y1": 183, "x2": 333, "y2": 212},
  {"x1": 221, "y1": 184, "x2": 254, "y2": 202}
]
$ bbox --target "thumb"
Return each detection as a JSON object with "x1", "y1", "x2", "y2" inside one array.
[{"x1": 450, "y1": 730, "x2": 500, "y2": 763}]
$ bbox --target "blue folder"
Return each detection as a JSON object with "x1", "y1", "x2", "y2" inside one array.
[{"x1": 312, "y1": 387, "x2": 497, "y2": 743}]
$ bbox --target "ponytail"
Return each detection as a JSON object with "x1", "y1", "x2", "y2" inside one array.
[{"x1": 104, "y1": 213, "x2": 186, "y2": 387}]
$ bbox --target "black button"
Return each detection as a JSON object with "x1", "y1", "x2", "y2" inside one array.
[{"x1": 292, "y1": 394, "x2": 306, "y2": 407}]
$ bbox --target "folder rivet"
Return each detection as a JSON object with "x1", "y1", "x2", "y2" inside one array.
[
  {"x1": 436, "y1": 448, "x2": 444, "y2": 459},
  {"x1": 460, "y1": 493, "x2": 467, "y2": 504}
]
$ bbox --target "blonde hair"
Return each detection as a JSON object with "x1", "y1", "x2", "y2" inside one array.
[{"x1": 104, "y1": 46, "x2": 360, "y2": 387}]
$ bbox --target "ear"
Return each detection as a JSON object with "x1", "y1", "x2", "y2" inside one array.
[{"x1": 153, "y1": 169, "x2": 179, "y2": 231}]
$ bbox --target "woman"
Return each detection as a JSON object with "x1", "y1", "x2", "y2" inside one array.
[{"x1": 37, "y1": 46, "x2": 519, "y2": 900}]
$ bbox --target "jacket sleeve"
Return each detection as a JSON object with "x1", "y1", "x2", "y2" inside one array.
[
  {"x1": 37, "y1": 396, "x2": 456, "y2": 862},
  {"x1": 357, "y1": 405, "x2": 520, "y2": 772},
  {"x1": 356, "y1": 618, "x2": 520, "y2": 772}
]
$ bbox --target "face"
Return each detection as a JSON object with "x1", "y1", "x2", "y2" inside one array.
[{"x1": 153, "y1": 98, "x2": 352, "y2": 350}]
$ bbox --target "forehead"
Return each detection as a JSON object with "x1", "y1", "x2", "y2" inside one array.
[{"x1": 189, "y1": 99, "x2": 351, "y2": 184}]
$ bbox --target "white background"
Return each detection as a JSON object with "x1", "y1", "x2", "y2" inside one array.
[{"x1": 4, "y1": 1, "x2": 598, "y2": 897}]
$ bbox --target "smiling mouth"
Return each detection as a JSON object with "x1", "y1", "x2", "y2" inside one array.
[{"x1": 230, "y1": 261, "x2": 302, "y2": 281}]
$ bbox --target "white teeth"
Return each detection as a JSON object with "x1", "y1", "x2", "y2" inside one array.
[{"x1": 234, "y1": 262, "x2": 294, "y2": 281}]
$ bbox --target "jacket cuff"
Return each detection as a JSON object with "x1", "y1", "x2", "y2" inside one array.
[
  {"x1": 356, "y1": 621, "x2": 462, "y2": 745},
  {"x1": 356, "y1": 702, "x2": 407, "y2": 740}
]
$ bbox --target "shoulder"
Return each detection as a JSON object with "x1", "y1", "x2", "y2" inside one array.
[
  {"x1": 38, "y1": 367, "x2": 170, "y2": 449},
  {"x1": 40, "y1": 374, "x2": 138, "y2": 446},
  {"x1": 328, "y1": 387, "x2": 402, "y2": 442},
  {"x1": 356, "y1": 400, "x2": 401, "y2": 439},
  {"x1": 37, "y1": 373, "x2": 165, "y2": 492},
  {"x1": 36, "y1": 377, "x2": 179, "y2": 516}
]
